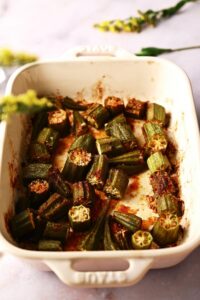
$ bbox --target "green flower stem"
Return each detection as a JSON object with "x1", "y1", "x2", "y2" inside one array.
[
  {"x1": 135, "y1": 45, "x2": 200, "y2": 56},
  {"x1": 94, "y1": 0, "x2": 197, "y2": 33}
]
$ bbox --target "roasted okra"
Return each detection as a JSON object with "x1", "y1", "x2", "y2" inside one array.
[{"x1": 9, "y1": 93, "x2": 184, "y2": 251}]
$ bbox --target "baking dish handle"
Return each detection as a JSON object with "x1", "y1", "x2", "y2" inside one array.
[
  {"x1": 60, "y1": 45, "x2": 135, "y2": 59},
  {"x1": 44, "y1": 257, "x2": 153, "y2": 287}
]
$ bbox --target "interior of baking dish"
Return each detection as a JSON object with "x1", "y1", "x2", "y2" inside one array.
[{"x1": 0, "y1": 58, "x2": 200, "y2": 254}]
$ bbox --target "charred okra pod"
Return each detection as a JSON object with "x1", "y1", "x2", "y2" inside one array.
[
  {"x1": 29, "y1": 143, "x2": 51, "y2": 163},
  {"x1": 150, "y1": 171, "x2": 177, "y2": 195},
  {"x1": 104, "y1": 96, "x2": 124, "y2": 116},
  {"x1": 38, "y1": 239, "x2": 63, "y2": 251},
  {"x1": 28, "y1": 179, "x2": 50, "y2": 208},
  {"x1": 72, "y1": 181, "x2": 94, "y2": 207},
  {"x1": 108, "y1": 150, "x2": 144, "y2": 165},
  {"x1": 79, "y1": 201, "x2": 109, "y2": 250},
  {"x1": 111, "y1": 221, "x2": 131, "y2": 250},
  {"x1": 10, "y1": 209, "x2": 35, "y2": 239},
  {"x1": 113, "y1": 211, "x2": 142, "y2": 232},
  {"x1": 105, "y1": 114, "x2": 138, "y2": 150},
  {"x1": 96, "y1": 137, "x2": 125, "y2": 156},
  {"x1": 38, "y1": 193, "x2": 70, "y2": 221},
  {"x1": 61, "y1": 96, "x2": 87, "y2": 111},
  {"x1": 115, "y1": 163, "x2": 147, "y2": 176},
  {"x1": 156, "y1": 194, "x2": 180, "y2": 215},
  {"x1": 104, "y1": 168, "x2": 129, "y2": 199},
  {"x1": 147, "y1": 103, "x2": 166, "y2": 126},
  {"x1": 37, "y1": 127, "x2": 59, "y2": 153},
  {"x1": 31, "y1": 111, "x2": 48, "y2": 140},
  {"x1": 143, "y1": 122, "x2": 168, "y2": 153},
  {"x1": 104, "y1": 217, "x2": 120, "y2": 250},
  {"x1": 85, "y1": 103, "x2": 110, "y2": 129},
  {"x1": 87, "y1": 155, "x2": 108, "y2": 189},
  {"x1": 23, "y1": 163, "x2": 52, "y2": 181},
  {"x1": 73, "y1": 111, "x2": 88, "y2": 136},
  {"x1": 48, "y1": 109, "x2": 70, "y2": 134},
  {"x1": 69, "y1": 133, "x2": 96, "y2": 153},
  {"x1": 62, "y1": 148, "x2": 92, "y2": 182},
  {"x1": 125, "y1": 98, "x2": 146, "y2": 119},
  {"x1": 43, "y1": 221, "x2": 69, "y2": 242},
  {"x1": 68, "y1": 205, "x2": 91, "y2": 231},
  {"x1": 131, "y1": 230, "x2": 153, "y2": 250},
  {"x1": 152, "y1": 213, "x2": 180, "y2": 246},
  {"x1": 147, "y1": 151, "x2": 171, "y2": 173},
  {"x1": 48, "y1": 168, "x2": 72, "y2": 198}
]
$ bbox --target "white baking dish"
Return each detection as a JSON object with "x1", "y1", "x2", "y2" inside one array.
[{"x1": 0, "y1": 46, "x2": 200, "y2": 288}]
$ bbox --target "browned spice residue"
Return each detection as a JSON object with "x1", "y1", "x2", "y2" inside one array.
[
  {"x1": 116, "y1": 204, "x2": 138, "y2": 215},
  {"x1": 142, "y1": 217, "x2": 158, "y2": 230},
  {"x1": 126, "y1": 176, "x2": 139, "y2": 195},
  {"x1": 146, "y1": 195, "x2": 157, "y2": 213},
  {"x1": 92, "y1": 80, "x2": 104, "y2": 101},
  {"x1": 55, "y1": 135, "x2": 74, "y2": 155}
]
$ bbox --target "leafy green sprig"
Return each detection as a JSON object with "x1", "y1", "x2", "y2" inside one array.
[
  {"x1": 135, "y1": 45, "x2": 200, "y2": 56},
  {"x1": 0, "y1": 90, "x2": 52, "y2": 120},
  {"x1": 0, "y1": 48, "x2": 38, "y2": 67},
  {"x1": 94, "y1": 0, "x2": 197, "y2": 33}
]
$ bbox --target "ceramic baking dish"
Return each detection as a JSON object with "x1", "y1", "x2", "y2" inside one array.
[{"x1": 0, "y1": 46, "x2": 200, "y2": 288}]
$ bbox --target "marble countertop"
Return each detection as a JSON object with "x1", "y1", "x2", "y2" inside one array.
[{"x1": 0, "y1": 0, "x2": 200, "y2": 299}]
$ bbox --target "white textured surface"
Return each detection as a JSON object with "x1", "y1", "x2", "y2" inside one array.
[{"x1": 0, "y1": 0, "x2": 200, "y2": 298}]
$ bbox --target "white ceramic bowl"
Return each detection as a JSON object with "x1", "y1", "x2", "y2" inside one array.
[{"x1": 0, "y1": 46, "x2": 200, "y2": 288}]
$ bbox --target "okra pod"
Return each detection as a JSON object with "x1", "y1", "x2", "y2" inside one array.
[
  {"x1": 115, "y1": 163, "x2": 147, "y2": 176},
  {"x1": 31, "y1": 111, "x2": 48, "y2": 140},
  {"x1": 150, "y1": 171, "x2": 177, "y2": 195},
  {"x1": 73, "y1": 111, "x2": 88, "y2": 136},
  {"x1": 38, "y1": 239, "x2": 63, "y2": 251},
  {"x1": 104, "y1": 168, "x2": 129, "y2": 199},
  {"x1": 85, "y1": 103, "x2": 110, "y2": 129},
  {"x1": 69, "y1": 133, "x2": 96, "y2": 153},
  {"x1": 72, "y1": 181, "x2": 94, "y2": 207},
  {"x1": 23, "y1": 163, "x2": 52, "y2": 181},
  {"x1": 152, "y1": 213, "x2": 180, "y2": 246},
  {"x1": 147, "y1": 151, "x2": 171, "y2": 173},
  {"x1": 104, "y1": 217, "x2": 120, "y2": 250},
  {"x1": 125, "y1": 98, "x2": 146, "y2": 119},
  {"x1": 28, "y1": 179, "x2": 50, "y2": 208},
  {"x1": 29, "y1": 143, "x2": 51, "y2": 163},
  {"x1": 147, "y1": 103, "x2": 166, "y2": 126},
  {"x1": 143, "y1": 122, "x2": 168, "y2": 153},
  {"x1": 104, "y1": 96, "x2": 124, "y2": 116},
  {"x1": 10, "y1": 209, "x2": 35, "y2": 239},
  {"x1": 48, "y1": 168, "x2": 72, "y2": 198},
  {"x1": 87, "y1": 155, "x2": 108, "y2": 189},
  {"x1": 38, "y1": 193, "x2": 70, "y2": 221},
  {"x1": 68, "y1": 205, "x2": 91, "y2": 231},
  {"x1": 113, "y1": 211, "x2": 142, "y2": 232},
  {"x1": 37, "y1": 127, "x2": 59, "y2": 153},
  {"x1": 48, "y1": 109, "x2": 70, "y2": 134},
  {"x1": 156, "y1": 194, "x2": 180, "y2": 215},
  {"x1": 108, "y1": 150, "x2": 144, "y2": 165},
  {"x1": 96, "y1": 137, "x2": 125, "y2": 156},
  {"x1": 62, "y1": 148, "x2": 92, "y2": 182},
  {"x1": 111, "y1": 221, "x2": 131, "y2": 250},
  {"x1": 43, "y1": 221, "x2": 69, "y2": 242},
  {"x1": 105, "y1": 114, "x2": 138, "y2": 150},
  {"x1": 131, "y1": 230, "x2": 153, "y2": 250},
  {"x1": 61, "y1": 96, "x2": 87, "y2": 111},
  {"x1": 79, "y1": 200, "x2": 109, "y2": 250}
]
